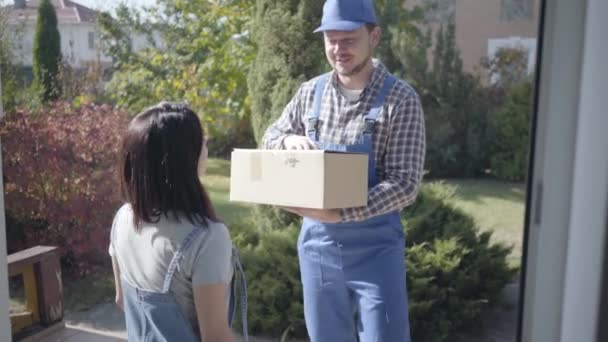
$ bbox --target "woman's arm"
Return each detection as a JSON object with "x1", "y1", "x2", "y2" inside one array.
[
  {"x1": 193, "y1": 283, "x2": 234, "y2": 342},
  {"x1": 111, "y1": 256, "x2": 123, "y2": 310}
]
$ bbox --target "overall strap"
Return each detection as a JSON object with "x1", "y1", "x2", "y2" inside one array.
[
  {"x1": 306, "y1": 74, "x2": 329, "y2": 142},
  {"x1": 230, "y1": 248, "x2": 249, "y2": 342},
  {"x1": 363, "y1": 75, "x2": 397, "y2": 135},
  {"x1": 162, "y1": 225, "x2": 206, "y2": 293}
]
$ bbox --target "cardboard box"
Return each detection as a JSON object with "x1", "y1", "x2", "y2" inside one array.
[{"x1": 229, "y1": 149, "x2": 368, "y2": 209}]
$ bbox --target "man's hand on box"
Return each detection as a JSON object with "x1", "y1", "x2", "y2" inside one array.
[
  {"x1": 283, "y1": 135, "x2": 316, "y2": 150},
  {"x1": 281, "y1": 207, "x2": 342, "y2": 223}
]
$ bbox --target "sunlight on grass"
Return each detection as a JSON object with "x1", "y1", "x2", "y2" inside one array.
[
  {"x1": 203, "y1": 159, "x2": 253, "y2": 226},
  {"x1": 9, "y1": 271, "x2": 115, "y2": 314},
  {"x1": 9, "y1": 298, "x2": 26, "y2": 315},
  {"x1": 442, "y1": 179, "x2": 526, "y2": 266},
  {"x1": 63, "y1": 272, "x2": 115, "y2": 312},
  {"x1": 9, "y1": 277, "x2": 26, "y2": 314},
  {"x1": 8, "y1": 298, "x2": 25, "y2": 314}
]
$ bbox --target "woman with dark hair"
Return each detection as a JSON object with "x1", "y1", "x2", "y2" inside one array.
[{"x1": 108, "y1": 102, "x2": 247, "y2": 342}]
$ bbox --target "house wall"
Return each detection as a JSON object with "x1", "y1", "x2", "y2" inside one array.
[
  {"x1": 404, "y1": 0, "x2": 540, "y2": 75},
  {"x1": 10, "y1": 21, "x2": 110, "y2": 68}
]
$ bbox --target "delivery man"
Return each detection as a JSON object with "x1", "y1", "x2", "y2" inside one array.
[{"x1": 262, "y1": 0, "x2": 426, "y2": 340}]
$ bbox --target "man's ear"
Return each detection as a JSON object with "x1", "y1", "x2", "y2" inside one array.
[{"x1": 371, "y1": 26, "x2": 381, "y2": 47}]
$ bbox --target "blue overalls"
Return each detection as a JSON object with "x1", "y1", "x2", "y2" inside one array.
[
  {"x1": 297, "y1": 73, "x2": 411, "y2": 342},
  {"x1": 121, "y1": 226, "x2": 249, "y2": 342}
]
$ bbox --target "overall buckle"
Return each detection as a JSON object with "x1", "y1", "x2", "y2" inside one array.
[
  {"x1": 363, "y1": 118, "x2": 376, "y2": 134},
  {"x1": 307, "y1": 117, "x2": 319, "y2": 133}
]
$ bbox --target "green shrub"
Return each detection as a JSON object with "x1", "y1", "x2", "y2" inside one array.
[
  {"x1": 236, "y1": 182, "x2": 515, "y2": 341},
  {"x1": 250, "y1": 205, "x2": 302, "y2": 230},
  {"x1": 404, "y1": 182, "x2": 516, "y2": 341},
  {"x1": 231, "y1": 220, "x2": 305, "y2": 337},
  {"x1": 207, "y1": 114, "x2": 257, "y2": 159},
  {"x1": 247, "y1": 0, "x2": 325, "y2": 143}
]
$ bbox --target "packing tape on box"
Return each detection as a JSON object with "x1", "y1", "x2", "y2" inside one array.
[{"x1": 249, "y1": 152, "x2": 262, "y2": 181}]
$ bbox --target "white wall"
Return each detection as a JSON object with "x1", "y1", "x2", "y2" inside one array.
[
  {"x1": 10, "y1": 21, "x2": 111, "y2": 68},
  {"x1": 59, "y1": 23, "x2": 111, "y2": 67}
]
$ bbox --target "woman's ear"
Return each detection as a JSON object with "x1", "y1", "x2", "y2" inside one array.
[{"x1": 198, "y1": 140, "x2": 209, "y2": 177}]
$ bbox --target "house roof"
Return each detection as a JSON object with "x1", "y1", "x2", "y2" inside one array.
[{"x1": 5, "y1": 0, "x2": 97, "y2": 24}]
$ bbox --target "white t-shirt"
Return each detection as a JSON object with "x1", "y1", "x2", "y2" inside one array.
[
  {"x1": 339, "y1": 83, "x2": 364, "y2": 102},
  {"x1": 108, "y1": 204, "x2": 233, "y2": 328}
]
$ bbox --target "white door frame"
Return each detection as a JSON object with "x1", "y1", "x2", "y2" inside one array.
[
  {"x1": 0, "y1": 64, "x2": 11, "y2": 342},
  {"x1": 520, "y1": 0, "x2": 608, "y2": 341}
]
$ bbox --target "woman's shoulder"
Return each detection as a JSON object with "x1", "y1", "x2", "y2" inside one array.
[
  {"x1": 182, "y1": 219, "x2": 232, "y2": 261},
  {"x1": 201, "y1": 219, "x2": 231, "y2": 244},
  {"x1": 111, "y1": 203, "x2": 133, "y2": 235},
  {"x1": 114, "y1": 203, "x2": 133, "y2": 220}
]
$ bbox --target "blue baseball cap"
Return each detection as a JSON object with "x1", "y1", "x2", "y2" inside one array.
[{"x1": 313, "y1": 0, "x2": 378, "y2": 33}]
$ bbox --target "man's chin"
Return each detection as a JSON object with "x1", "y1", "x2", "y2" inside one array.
[{"x1": 335, "y1": 67, "x2": 354, "y2": 76}]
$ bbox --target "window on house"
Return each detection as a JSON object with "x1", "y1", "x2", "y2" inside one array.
[
  {"x1": 88, "y1": 32, "x2": 95, "y2": 50},
  {"x1": 501, "y1": 0, "x2": 534, "y2": 21},
  {"x1": 487, "y1": 37, "x2": 537, "y2": 84}
]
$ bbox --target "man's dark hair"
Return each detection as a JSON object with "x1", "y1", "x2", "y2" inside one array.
[
  {"x1": 365, "y1": 23, "x2": 378, "y2": 32},
  {"x1": 120, "y1": 102, "x2": 217, "y2": 230}
]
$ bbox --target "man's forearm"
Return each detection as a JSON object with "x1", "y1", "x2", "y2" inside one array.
[
  {"x1": 262, "y1": 130, "x2": 288, "y2": 149},
  {"x1": 340, "y1": 177, "x2": 419, "y2": 222}
]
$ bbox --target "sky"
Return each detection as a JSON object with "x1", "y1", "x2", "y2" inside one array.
[{"x1": 1, "y1": 0, "x2": 157, "y2": 12}]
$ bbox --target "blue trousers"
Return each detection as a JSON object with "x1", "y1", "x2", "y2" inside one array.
[{"x1": 298, "y1": 214, "x2": 411, "y2": 342}]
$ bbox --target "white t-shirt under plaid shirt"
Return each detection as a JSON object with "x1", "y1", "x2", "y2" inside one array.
[{"x1": 262, "y1": 60, "x2": 426, "y2": 222}]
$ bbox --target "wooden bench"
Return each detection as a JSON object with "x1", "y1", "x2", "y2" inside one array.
[{"x1": 8, "y1": 246, "x2": 63, "y2": 336}]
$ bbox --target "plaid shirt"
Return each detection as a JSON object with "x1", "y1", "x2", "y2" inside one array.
[{"x1": 262, "y1": 60, "x2": 426, "y2": 222}]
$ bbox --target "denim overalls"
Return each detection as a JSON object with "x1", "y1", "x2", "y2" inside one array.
[
  {"x1": 121, "y1": 226, "x2": 249, "y2": 342},
  {"x1": 297, "y1": 73, "x2": 412, "y2": 342}
]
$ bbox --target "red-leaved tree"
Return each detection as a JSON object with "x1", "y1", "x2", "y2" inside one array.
[{"x1": 0, "y1": 102, "x2": 130, "y2": 275}]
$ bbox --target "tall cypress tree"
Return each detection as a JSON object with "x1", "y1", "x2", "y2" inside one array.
[
  {"x1": 33, "y1": 0, "x2": 61, "y2": 102},
  {"x1": 374, "y1": 0, "x2": 403, "y2": 72},
  {"x1": 247, "y1": 0, "x2": 324, "y2": 143},
  {"x1": 425, "y1": 22, "x2": 490, "y2": 177},
  {"x1": 246, "y1": 0, "x2": 325, "y2": 235}
]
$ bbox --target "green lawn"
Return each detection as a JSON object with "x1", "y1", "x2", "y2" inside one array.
[
  {"x1": 203, "y1": 159, "x2": 253, "y2": 226},
  {"x1": 9, "y1": 270, "x2": 115, "y2": 315},
  {"x1": 442, "y1": 178, "x2": 526, "y2": 266},
  {"x1": 9, "y1": 284, "x2": 25, "y2": 314},
  {"x1": 62, "y1": 272, "x2": 116, "y2": 312},
  {"x1": 14, "y1": 159, "x2": 524, "y2": 314}
]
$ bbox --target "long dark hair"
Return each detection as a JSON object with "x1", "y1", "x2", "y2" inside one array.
[{"x1": 120, "y1": 101, "x2": 218, "y2": 230}]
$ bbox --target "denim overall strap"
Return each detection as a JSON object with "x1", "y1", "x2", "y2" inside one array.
[
  {"x1": 361, "y1": 74, "x2": 396, "y2": 187},
  {"x1": 361, "y1": 74, "x2": 401, "y2": 225},
  {"x1": 161, "y1": 226, "x2": 206, "y2": 293},
  {"x1": 228, "y1": 248, "x2": 250, "y2": 342},
  {"x1": 307, "y1": 74, "x2": 330, "y2": 142},
  {"x1": 363, "y1": 75, "x2": 396, "y2": 136}
]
